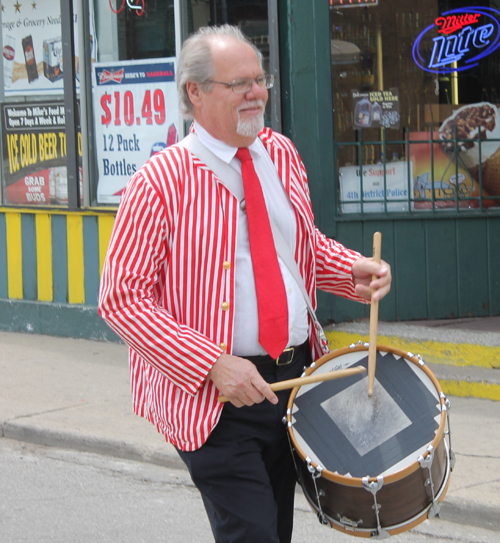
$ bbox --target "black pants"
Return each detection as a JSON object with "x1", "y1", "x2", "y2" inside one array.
[{"x1": 177, "y1": 343, "x2": 310, "y2": 543}]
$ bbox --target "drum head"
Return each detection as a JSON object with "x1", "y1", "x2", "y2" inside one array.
[{"x1": 289, "y1": 346, "x2": 442, "y2": 479}]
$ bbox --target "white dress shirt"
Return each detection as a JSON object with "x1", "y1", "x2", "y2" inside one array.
[{"x1": 194, "y1": 121, "x2": 309, "y2": 356}]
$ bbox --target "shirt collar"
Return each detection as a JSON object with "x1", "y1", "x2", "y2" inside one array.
[{"x1": 194, "y1": 120, "x2": 263, "y2": 164}]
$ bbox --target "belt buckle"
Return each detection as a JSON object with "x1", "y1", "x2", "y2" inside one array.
[{"x1": 276, "y1": 347, "x2": 294, "y2": 366}]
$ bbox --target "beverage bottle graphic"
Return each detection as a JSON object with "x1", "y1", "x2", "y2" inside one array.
[
  {"x1": 354, "y1": 98, "x2": 372, "y2": 128},
  {"x1": 22, "y1": 35, "x2": 39, "y2": 83},
  {"x1": 372, "y1": 102, "x2": 382, "y2": 122},
  {"x1": 3, "y1": 35, "x2": 15, "y2": 88}
]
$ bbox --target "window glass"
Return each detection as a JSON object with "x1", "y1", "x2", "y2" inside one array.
[
  {"x1": 92, "y1": 0, "x2": 177, "y2": 205},
  {"x1": 185, "y1": 0, "x2": 273, "y2": 127},
  {"x1": 0, "y1": 1, "x2": 88, "y2": 207},
  {"x1": 91, "y1": 0, "x2": 273, "y2": 205},
  {"x1": 330, "y1": 0, "x2": 500, "y2": 213}
]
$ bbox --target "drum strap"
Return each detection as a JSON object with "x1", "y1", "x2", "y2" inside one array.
[{"x1": 178, "y1": 133, "x2": 329, "y2": 354}]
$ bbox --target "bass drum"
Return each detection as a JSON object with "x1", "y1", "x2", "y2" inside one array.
[{"x1": 285, "y1": 343, "x2": 454, "y2": 538}]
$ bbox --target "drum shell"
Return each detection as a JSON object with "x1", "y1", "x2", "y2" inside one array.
[{"x1": 295, "y1": 432, "x2": 448, "y2": 531}]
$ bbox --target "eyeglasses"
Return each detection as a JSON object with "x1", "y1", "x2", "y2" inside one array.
[{"x1": 205, "y1": 74, "x2": 274, "y2": 94}]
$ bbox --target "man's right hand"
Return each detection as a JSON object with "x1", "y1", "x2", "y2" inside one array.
[{"x1": 208, "y1": 353, "x2": 279, "y2": 408}]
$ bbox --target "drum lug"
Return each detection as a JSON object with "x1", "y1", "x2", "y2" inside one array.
[
  {"x1": 362, "y1": 475, "x2": 384, "y2": 495},
  {"x1": 418, "y1": 445, "x2": 434, "y2": 471}
]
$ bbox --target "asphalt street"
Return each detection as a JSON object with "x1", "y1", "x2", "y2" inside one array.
[
  {"x1": 1, "y1": 438, "x2": 498, "y2": 543},
  {"x1": 1, "y1": 323, "x2": 499, "y2": 540}
]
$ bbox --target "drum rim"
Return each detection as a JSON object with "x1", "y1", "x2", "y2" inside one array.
[{"x1": 286, "y1": 343, "x2": 447, "y2": 486}]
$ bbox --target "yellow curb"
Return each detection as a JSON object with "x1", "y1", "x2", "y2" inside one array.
[
  {"x1": 325, "y1": 331, "x2": 500, "y2": 369},
  {"x1": 439, "y1": 380, "x2": 500, "y2": 401},
  {"x1": 325, "y1": 331, "x2": 500, "y2": 401}
]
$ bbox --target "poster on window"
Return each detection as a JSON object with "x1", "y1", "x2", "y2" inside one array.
[
  {"x1": 1, "y1": 0, "x2": 96, "y2": 96},
  {"x1": 352, "y1": 89, "x2": 400, "y2": 129},
  {"x1": 438, "y1": 102, "x2": 500, "y2": 202},
  {"x1": 339, "y1": 161, "x2": 411, "y2": 213},
  {"x1": 409, "y1": 132, "x2": 498, "y2": 210},
  {"x1": 1, "y1": 100, "x2": 81, "y2": 206},
  {"x1": 93, "y1": 58, "x2": 179, "y2": 204}
]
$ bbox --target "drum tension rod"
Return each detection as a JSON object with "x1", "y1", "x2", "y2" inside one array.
[
  {"x1": 362, "y1": 476, "x2": 390, "y2": 539},
  {"x1": 441, "y1": 393, "x2": 456, "y2": 471},
  {"x1": 283, "y1": 415, "x2": 301, "y2": 479},
  {"x1": 418, "y1": 445, "x2": 441, "y2": 519},
  {"x1": 305, "y1": 459, "x2": 329, "y2": 526}
]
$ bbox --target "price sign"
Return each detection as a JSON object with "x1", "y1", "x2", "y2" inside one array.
[
  {"x1": 93, "y1": 58, "x2": 179, "y2": 204},
  {"x1": 100, "y1": 89, "x2": 167, "y2": 128}
]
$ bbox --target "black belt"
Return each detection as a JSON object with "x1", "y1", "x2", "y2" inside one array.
[{"x1": 244, "y1": 340, "x2": 309, "y2": 368}]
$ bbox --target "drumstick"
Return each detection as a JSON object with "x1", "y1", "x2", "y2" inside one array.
[
  {"x1": 368, "y1": 231, "x2": 382, "y2": 398},
  {"x1": 218, "y1": 366, "x2": 366, "y2": 403}
]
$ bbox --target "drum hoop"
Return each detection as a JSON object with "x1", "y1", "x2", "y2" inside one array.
[{"x1": 286, "y1": 343, "x2": 447, "y2": 486}]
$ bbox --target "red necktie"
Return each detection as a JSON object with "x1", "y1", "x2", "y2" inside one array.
[{"x1": 236, "y1": 147, "x2": 289, "y2": 359}]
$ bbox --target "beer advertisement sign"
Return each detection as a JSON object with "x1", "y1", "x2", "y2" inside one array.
[
  {"x1": 1, "y1": 101, "x2": 81, "y2": 206},
  {"x1": 93, "y1": 58, "x2": 179, "y2": 204},
  {"x1": 413, "y1": 7, "x2": 500, "y2": 74}
]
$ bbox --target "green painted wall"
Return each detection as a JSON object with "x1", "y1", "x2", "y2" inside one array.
[{"x1": 330, "y1": 216, "x2": 500, "y2": 323}]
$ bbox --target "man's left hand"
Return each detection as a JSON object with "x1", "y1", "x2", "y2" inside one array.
[{"x1": 352, "y1": 258, "x2": 392, "y2": 302}]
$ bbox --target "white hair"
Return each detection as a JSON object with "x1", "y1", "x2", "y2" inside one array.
[{"x1": 176, "y1": 24, "x2": 263, "y2": 119}]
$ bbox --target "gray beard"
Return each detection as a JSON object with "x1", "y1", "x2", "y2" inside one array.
[{"x1": 236, "y1": 111, "x2": 265, "y2": 138}]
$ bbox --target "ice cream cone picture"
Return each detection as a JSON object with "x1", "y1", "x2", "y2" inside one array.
[
  {"x1": 410, "y1": 132, "x2": 496, "y2": 209},
  {"x1": 439, "y1": 103, "x2": 500, "y2": 204},
  {"x1": 477, "y1": 147, "x2": 500, "y2": 196}
]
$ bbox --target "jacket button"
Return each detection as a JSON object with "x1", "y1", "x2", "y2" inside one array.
[
  {"x1": 220, "y1": 342, "x2": 227, "y2": 351},
  {"x1": 223, "y1": 261, "x2": 231, "y2": 270},
  {"x1": 221, "y1": 302, "x2": 229, "y2": 311}
]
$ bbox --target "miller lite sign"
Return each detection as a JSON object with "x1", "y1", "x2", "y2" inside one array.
[{"x1": 413, "y1": 7, "x2": 500, "y2": 73}]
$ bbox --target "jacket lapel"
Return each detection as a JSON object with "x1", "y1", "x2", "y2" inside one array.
[{"x1": 260, "y1": 131, "x2": 316, "y2": 239}]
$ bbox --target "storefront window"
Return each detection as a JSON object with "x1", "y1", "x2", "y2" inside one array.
[
  {"x1": 188, "y1": 1, "x2": 270, "y2": 66},
  {"x1": 330, "y1": 0, "x2": 500, "y2": 214},
  {"x1": 0, "y1": 1, "x2": 275, "y2": 208},
  {"x1": 0, "y1": 0, "x2": 90, "y2": 207},
  {"x1": 90, "y1": 1, "x2": 177, "y2": 205}
]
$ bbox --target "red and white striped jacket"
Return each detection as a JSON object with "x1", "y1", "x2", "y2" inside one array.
[{"x1": 99, "y1": 127, "x2": 365, "y2": 451}]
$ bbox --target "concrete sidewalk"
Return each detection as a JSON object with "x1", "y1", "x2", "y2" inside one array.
[{"x1": 1, "y1": 327, "x2": 499, "y2": 533}]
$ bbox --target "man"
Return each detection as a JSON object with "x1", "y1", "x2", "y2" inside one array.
[{"x1": 99, "y1": 24, "x2": 391, "y2": 543}]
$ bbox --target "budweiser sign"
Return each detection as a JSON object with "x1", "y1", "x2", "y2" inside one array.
[
  {"x1": 413, "y1": 7, "x2": 500, "y2": 73},
  {"x1": 98, "y1": 69, "x2": 125, "y2": 85}
]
